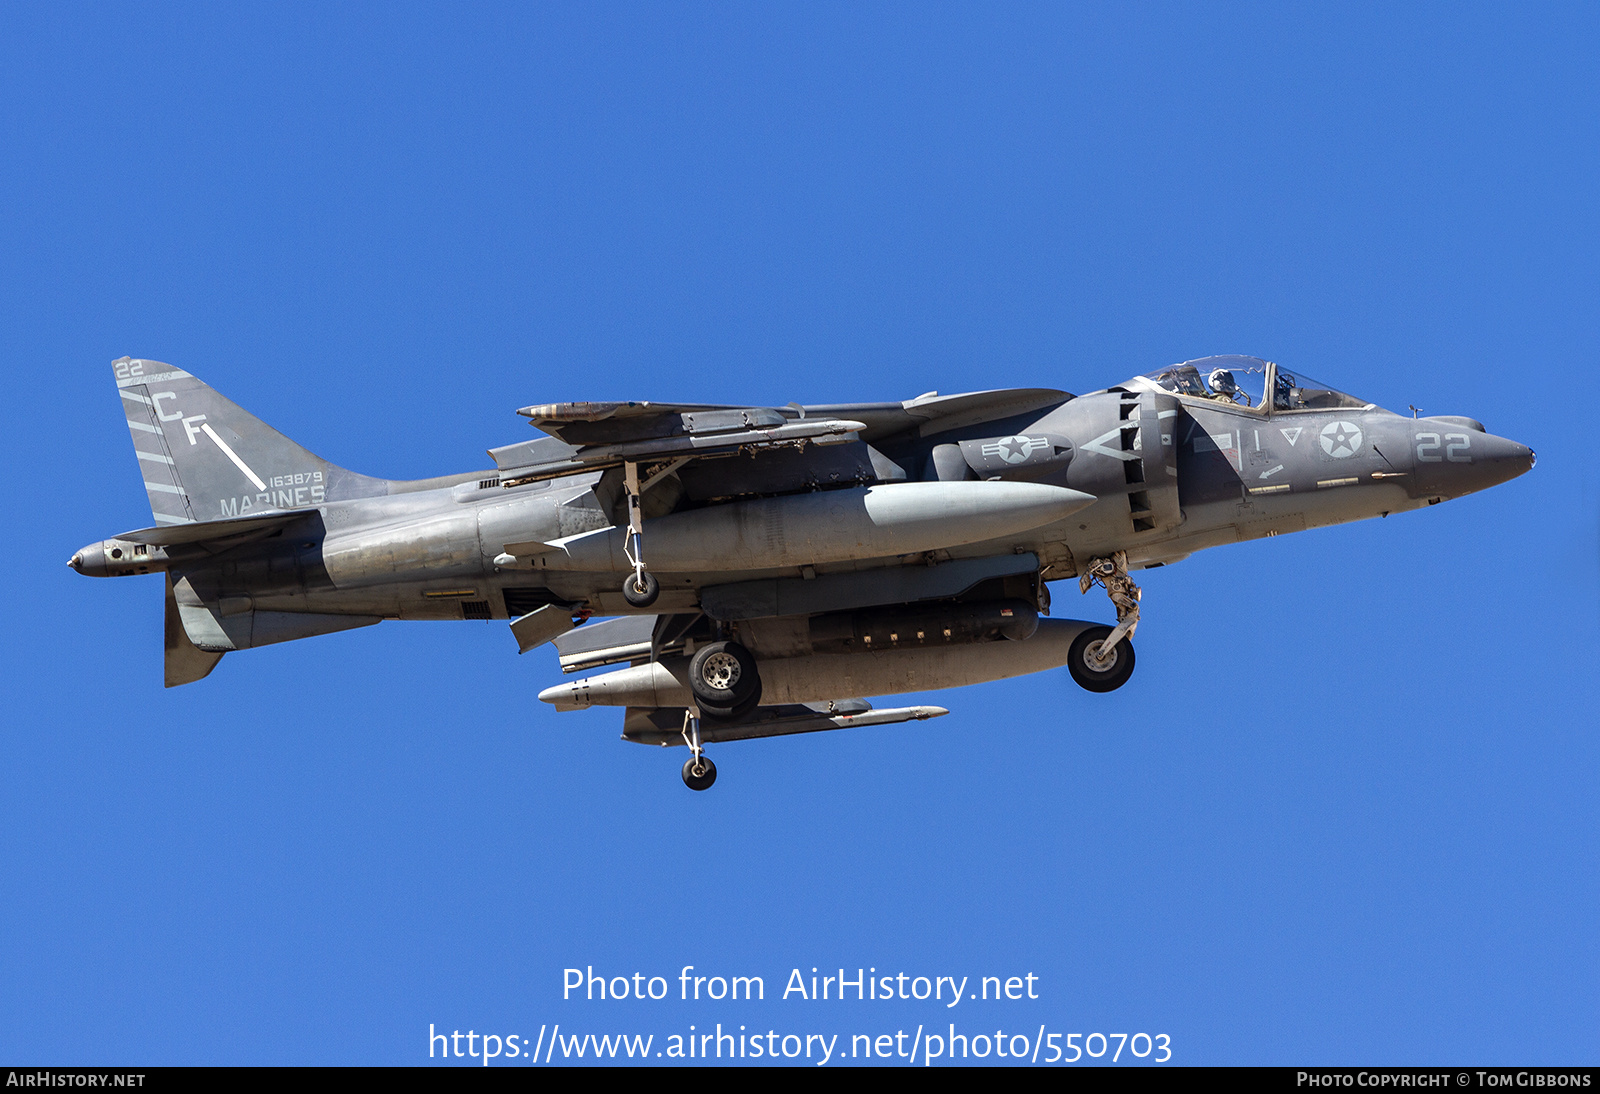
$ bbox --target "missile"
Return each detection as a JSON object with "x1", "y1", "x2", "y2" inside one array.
[
  {"x1": 537, "y1": 617, "x2": 1101, "y2": 711},
  {"x1": 524, "y1": 480, "x2": 1095, "y2": 573}
]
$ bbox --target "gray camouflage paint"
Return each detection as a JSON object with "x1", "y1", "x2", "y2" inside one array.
[{"x1": 74, "y1": 357, "x2": 1532, "y2": 712}]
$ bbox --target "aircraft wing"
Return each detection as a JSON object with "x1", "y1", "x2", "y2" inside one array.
[
  {"x1": 516, "y1": 401, "x2": 788, "y2": 445},
  {"x1": 491, "y1": 403, "x2": 866, "y2": 485},
  {"x1": 491, "y1": 388, "x2": 1072, "y2": 486},
  {"x1": 800, "y1": 387, "x2": 1073, "y2": 441}
]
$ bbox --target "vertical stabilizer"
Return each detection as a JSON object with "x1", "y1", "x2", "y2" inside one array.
[{"x1": 113, "y1": 357, "x2": 389, "y2": 525}]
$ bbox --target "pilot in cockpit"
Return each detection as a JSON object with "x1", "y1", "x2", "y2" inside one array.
[{"x1": 1208, "y1": 367, "x2": 1246, "y2": 405}]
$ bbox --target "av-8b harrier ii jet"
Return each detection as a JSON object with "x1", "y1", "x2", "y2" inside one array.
[{"x1": 74, "y1": 356, "x2": 1532, "y2": 789}]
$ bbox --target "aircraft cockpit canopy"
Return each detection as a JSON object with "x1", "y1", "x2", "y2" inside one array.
[
  {"x1": 1269, "y1": 368, "x2": 1371, "y2": 411},
  {"x1": 1143, "y1": 356, "x2": 1270, "y2": 408},
  {"x1": 1135, "y1": 356, "x2": 1374, "y2": 413}
]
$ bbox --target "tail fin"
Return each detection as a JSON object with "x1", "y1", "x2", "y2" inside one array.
[{"x1": 114, "y1": 357, "x2": 388, "y2": 524}]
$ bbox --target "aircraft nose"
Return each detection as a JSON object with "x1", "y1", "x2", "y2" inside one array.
[
  {"x1": 1470, "y1": 432, "x2": 1535, "y2": 492},
  {"x1": 1420, "y1": 429, "x2": 1534, "y2": 498}
]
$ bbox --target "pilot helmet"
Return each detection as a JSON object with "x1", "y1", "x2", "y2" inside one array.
[{"x1": 1209, "y1": 368, "x2": 1239, "y2": 397}]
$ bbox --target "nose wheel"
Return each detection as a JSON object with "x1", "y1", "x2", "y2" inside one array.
[
  {"x1": 1074, "y1": 550, "x2": 1141, "y2": 691},
  {"x1": 1067, "y1": 625, "x2": 1137, "y2": 692}
]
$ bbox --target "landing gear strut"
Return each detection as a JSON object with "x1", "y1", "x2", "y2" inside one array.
[
  {"x1": 680, "y1": 710, "x2": 717, "y2": 791},
  {"x1": 1073, "y1": 550, "x2": 1141, "y2": 691},
  {"x1": 621, "y1": 460, "x2": 660, "y2": 608}
]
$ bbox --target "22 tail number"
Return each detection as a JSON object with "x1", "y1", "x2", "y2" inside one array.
[
  {"x1": 1042, "y1": 1032, "x2": 1171, "y2": 1062},
  {"x1": 1415, "y1": 432, "x2": 1472, "y2": 463}
]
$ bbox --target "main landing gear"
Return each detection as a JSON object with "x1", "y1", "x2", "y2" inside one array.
[
  {"x1": 1072, "y1": 551, "x2": 1140, "y2": 692},
  {"x1": 688, "y1": 640, "x2": 762, "y2": 718},
  {"x1": 677, "y1": 640, "x2": 763, "y2": 790}
]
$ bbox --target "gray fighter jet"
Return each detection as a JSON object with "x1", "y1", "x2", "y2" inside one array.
[{"x1": 73, "y1": 355, "x2": 1533, "y2": 789}]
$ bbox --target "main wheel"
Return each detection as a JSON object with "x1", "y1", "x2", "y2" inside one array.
[
  {"x1": 681, "y1": 755, "x2": 717, "y2": 791},
  {"x1": 622, "y1": 570, "x2": 660, "y2": 608},
  {"x1": 698, "y1": 675, "x2": 763, "y2": 722},
  {"x1": 688, "y1": 641, "x2": 759, "y2": 711},
  {"x1": 1067, "y1": 626, "x2": 1136, "y2": 692}
]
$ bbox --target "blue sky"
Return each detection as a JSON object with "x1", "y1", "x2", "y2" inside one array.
[{"x1": 2, "y1": 3, "x2": 1595, "y2": 1065}]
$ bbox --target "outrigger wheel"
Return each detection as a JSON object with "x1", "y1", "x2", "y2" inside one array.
[
  {"x1": 1067, "y1": 625, "x2": 1136, "y2": 692},
  {"x1": 622, "y1": 569, "x2": 659, "y2": 608},
  {"x1": 681, "y1": 755, "x2": 717, "y2": 791},
  {"x1": 619, "y1": 459, "x2": 660, "y2": 608},
  {"x1": 688, "y1": 640, "x2": 761, "y2": 719}
]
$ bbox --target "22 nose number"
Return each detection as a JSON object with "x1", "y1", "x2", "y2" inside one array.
[{"x1": 1415, "y1": 432, "x2": 1471, "y2": 463}]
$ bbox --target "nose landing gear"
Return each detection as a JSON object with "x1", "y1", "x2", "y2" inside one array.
[
  {"x1": 1074, "y1": 550, "x2": 1141, "y2": 691},
  {"x1": 1067, "y1": 625, "x2": 1137, "y2": 692}
]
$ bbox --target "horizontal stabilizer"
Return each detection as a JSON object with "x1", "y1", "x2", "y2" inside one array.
[
  {"x1": 621, "y1": 701, "x2": 948, "y2": 746},
  {"x1": 114, "y1": 510, "x2": 307, "y2": 547}
]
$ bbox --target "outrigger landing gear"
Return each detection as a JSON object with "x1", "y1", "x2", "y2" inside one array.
[
  {"x1": 620, "y1": 460, "x2": 660, "y2": 607},
  {"x1": 680, "y1": 709, "x2": 717, "y2": 791},
  {"x1": 1072, "y1": 550, "x2": 1141, "y2": 692}
]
